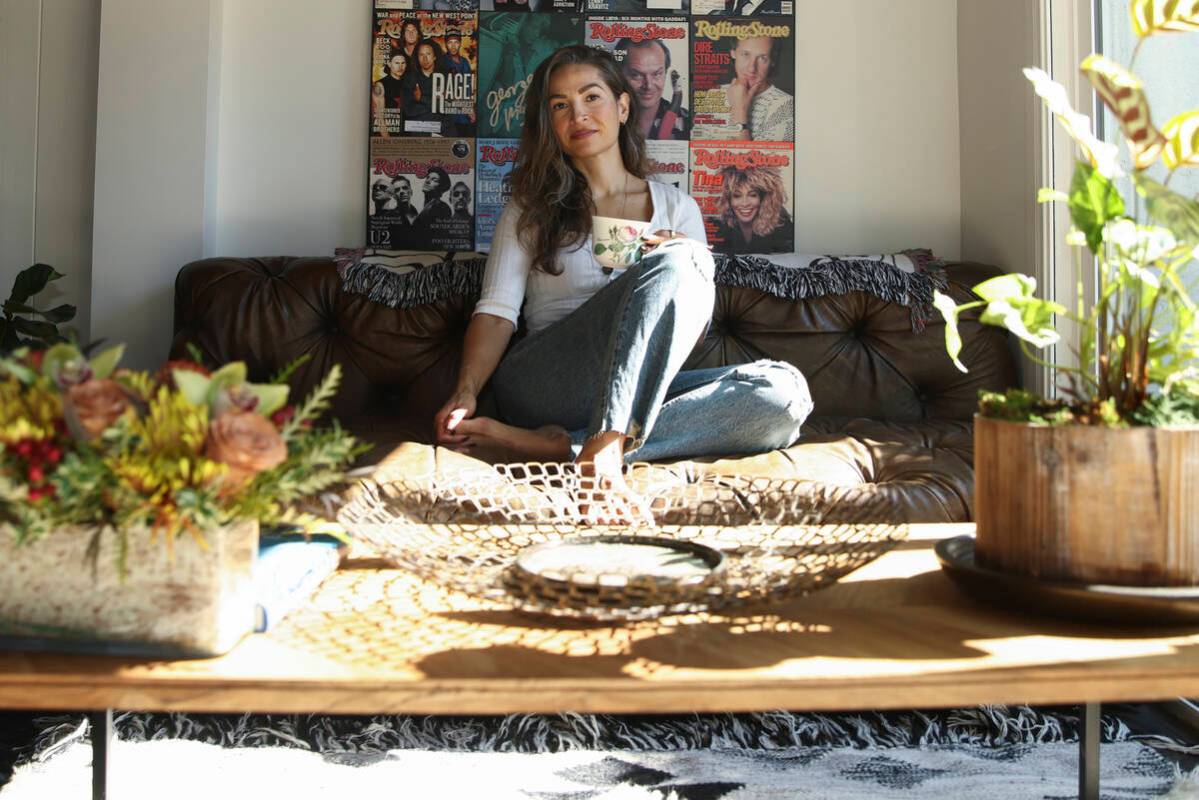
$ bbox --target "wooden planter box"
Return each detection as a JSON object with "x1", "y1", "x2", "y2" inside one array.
[
  {"x1": 0, "y1": 519, "x2": 258, "y2": 656},
  {"x1": 974, "y1": 416, "x2": 1199, "y2": 586}
]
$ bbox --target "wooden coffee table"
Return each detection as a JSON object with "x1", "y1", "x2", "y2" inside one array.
[{"x1": 3, "y1": 523, "x2": 1198, "y2": 799}]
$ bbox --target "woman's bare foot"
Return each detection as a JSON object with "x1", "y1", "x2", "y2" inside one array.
[
  {"x1": 576, "y1": 431, "x2": 654, "y2": 526},
  {"x1": 450, "y1": 416, "x2": 572, "y2": 462}
]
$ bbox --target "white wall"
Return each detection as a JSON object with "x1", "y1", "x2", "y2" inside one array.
[
  {"x1": 0, "y1": 0, "x2": 99, "y2": 342},
  {"x1": 795, "y1": 0, "x2": 960, "y2": 259},
  {"x1": 957, "y1": 0, "x2": 1039, "y2": 276},
  {"x1": 0, "y1": 1, "x2": 41, "y2": 285},
  {"x1": 212, "y1": 0, "x2": 961, "y2": 260},
  {"x1": 212, "y1": 0, "x2": 368, "y2": 257},
  {"x1": 91, "y1": 0, "x2": 220, "y2": 368}
]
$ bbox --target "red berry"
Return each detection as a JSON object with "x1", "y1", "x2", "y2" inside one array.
[
  {"x1": 15, "y1": 441, "x2": 32, "y2": 459},
  {"x1": 27, "y1": 487, "x2": 42, "y2": 502},
  {"x1": 27, "y1": 465, "x2": 44, "y2": 484},
  {"x1": 46, "y1": 447, "x2": 62, "y2": 464},
  {"x1": 270, "y1": 405, "x2": 295, "y2": 428}
]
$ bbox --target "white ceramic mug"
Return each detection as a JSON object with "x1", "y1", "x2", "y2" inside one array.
[{"x1": 592, "y1": 215, "x2": 652, "y2": 272}]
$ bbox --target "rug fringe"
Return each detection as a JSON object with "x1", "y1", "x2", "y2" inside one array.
[
  {"x1": 21, "y1": 706, "x2": 1141, "y2": 761},
  {"x1": 1164, "y1": 765, "x2": 1199, "y2": 800}
]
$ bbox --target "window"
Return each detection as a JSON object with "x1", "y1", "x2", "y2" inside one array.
[
  {"x1": 1098, "y1": 2, "x2": 1199, "y2": 336},
  {"x1": 1099, "y1": 3, "x2": 1199, "y2": 200}
]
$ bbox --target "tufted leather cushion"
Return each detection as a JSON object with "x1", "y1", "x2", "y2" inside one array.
[{"x1": 171, "y1": 257, "x2": 1018, "y2": 522}]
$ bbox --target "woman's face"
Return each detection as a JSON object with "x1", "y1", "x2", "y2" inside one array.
[
  {"x1": 730, "y1": 184, "x2": 763, "y2": 224},
  {"x1": 388, "y1": 55, "x2": 406, "y2": 77},
  {"x1": 546, "y1": 63, "x2": 628, "y2": 160},
  {"x1": 423, "y1": 172, "x2": 446, "y2": 195}
]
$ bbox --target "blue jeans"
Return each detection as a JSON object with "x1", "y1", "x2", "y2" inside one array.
[{"x1": 491, "y1": 238, "x2": 814, "y2": 462}]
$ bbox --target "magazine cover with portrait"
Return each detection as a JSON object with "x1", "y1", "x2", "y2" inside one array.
[
  {"x1": 380, "y1": 10, "x2": 477, "y2": 138},
  {"x1": 379, "y1": 0, "x2": 479, "y2": 9},
  {"x1": 475, "y1": 138, "x2": 520, "y2": 252},
  {"x1": 583, "y1": 0, "x2": 690, "y2": 15},
  {"x1": 371, "y1": 7, "x2": 413, "y2": 137},
  {"x1": 690, "y1": 17, "x2": 794, "y2": 141},
  {"x1": 690, "y1": 0, "x2": 792, "y2": 16},
  {"x1": 479, "y1": 0, "x2": 580, "y2": 11},
  {"x1": 690, "y1": 140, "x2": 794, "y2": 254},
  {"x1": 646, "y1": 141, "x2": 688, "y2": 191},
  {"x1": 477, "y1": 13, "x2": 583, "y2": 139},
  {"x1": 369, "y1": 138, "x2": 476, "y2": 252},
  {"x1": 585, "y1": 17, "x2": 691, "y2": 141}
]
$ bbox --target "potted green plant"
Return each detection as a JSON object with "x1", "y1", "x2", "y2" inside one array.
[
  {"x1": 0, "y1": 344, "x2": 366, "y2": 655},
  {"x1": 0, "y1": 264, "x2": 77, "y2": 353},
  {"x1": 936, "y1": 1, "x2": 1199, "y2": 587}
]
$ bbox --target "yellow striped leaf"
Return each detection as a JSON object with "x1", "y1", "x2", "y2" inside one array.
[
  {"x1": 1130, "y1": 0, "x2": 1199, "y2": 37},
  {"x1": 1162, "y1": 110, "x2": 1199, "y2": 169},
  {"x1": 1080, "y1": 54, "x2": 1167, "y2": 170},
  {"x1": 1023, "y1": 67, "x2": 1124, "y2": 178}
]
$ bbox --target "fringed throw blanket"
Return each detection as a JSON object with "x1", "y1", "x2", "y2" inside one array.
[{"x1": 334, "y1": 247, "x2": 948, "y2": 331}]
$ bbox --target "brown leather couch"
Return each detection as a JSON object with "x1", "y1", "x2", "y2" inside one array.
[{"x1": 170, "y1": 257, "x2": 1017, "y2": 522}]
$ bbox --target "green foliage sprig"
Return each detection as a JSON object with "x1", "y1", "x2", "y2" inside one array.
[
  {"x1": 936, "y1": 1, "x2": 1199, "y2": 427},
  {"x1": 0, "y1": 265, "x2": 76, "y2": 354}
]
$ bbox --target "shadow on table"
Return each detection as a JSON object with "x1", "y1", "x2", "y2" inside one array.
[{"x1": 415, "y1": 569, "x2": 1199, "y2": 677}]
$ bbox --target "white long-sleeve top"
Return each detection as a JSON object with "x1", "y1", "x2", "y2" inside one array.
[{"x1": 473, "y1": 180, "x2": 708, "y2": 334}]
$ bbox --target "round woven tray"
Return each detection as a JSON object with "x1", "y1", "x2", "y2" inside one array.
[{"x1": 338, "y1": 463, "x2": 905, "y2": 622}]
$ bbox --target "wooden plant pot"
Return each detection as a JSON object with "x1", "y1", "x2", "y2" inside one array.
[
  {"x1": 0, "y1": 519, "x2": 258, "y2": 656},
  {"x1": 974, "y1": 416, "x2": 1199, "y2": 586}
]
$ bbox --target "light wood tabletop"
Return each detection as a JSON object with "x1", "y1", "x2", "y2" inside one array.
[{"x1": 4, "y1": 523, "x2": 1199, "y2": 716}]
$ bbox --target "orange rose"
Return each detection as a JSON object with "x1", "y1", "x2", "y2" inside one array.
[
  {"x1": 205, "y1": 410, "x2": 288, "y2": 489},
  {"x1": 64, "y1": 379, "x2": 133, "y2": 440}
]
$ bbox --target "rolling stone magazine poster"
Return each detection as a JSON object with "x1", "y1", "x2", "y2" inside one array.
[{"x1": 367, "y1": 0, "x2": 796, "y2": 256}]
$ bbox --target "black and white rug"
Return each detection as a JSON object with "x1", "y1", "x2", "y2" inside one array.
[{"x1": 4, "y1": 708, "x2": 1196, "y2": 799}]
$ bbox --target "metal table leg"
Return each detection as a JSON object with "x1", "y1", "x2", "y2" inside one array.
[
  {"x1": 1080, "y1": 701, "x2": 1100, "y2": 800},
  {"x1": 89, "y1": 709, "x2": 113, "y2": 800}
]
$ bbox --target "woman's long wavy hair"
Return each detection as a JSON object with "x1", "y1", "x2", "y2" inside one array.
[
  {"x1": 717, "y1": 166, "x2": 788, "y2": 237},
  {"x1": 510, "y1": 45, "x2": 650, "y2": 275}
]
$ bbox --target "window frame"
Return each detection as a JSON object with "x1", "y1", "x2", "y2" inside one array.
[{"x1": 1034, "y1": 0, "x2": 1101, "y2": 397}]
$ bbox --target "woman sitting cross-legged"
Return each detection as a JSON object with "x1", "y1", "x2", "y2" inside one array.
[{"x1": 433, "y1": 45, "x2": 814, "y2": 521}]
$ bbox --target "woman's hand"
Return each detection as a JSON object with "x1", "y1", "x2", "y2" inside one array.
[
  {"x1": 434, "y1": 389, "x2": 478, "y2": 449},
  {"x1": 639, "y1": 229, "x2": 688, "y2": 255}
]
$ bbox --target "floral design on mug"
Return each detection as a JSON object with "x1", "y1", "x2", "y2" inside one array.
[{"x1": 594, "y1": 224, "x2": 646, "y2": 275}]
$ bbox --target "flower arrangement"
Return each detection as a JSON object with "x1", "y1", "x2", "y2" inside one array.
[
  {"x1": 0, "y1": 343, "x2": 367, "y2": 570},
  {"x1": 935, "y1": 0, "x2": 1198, "y2": 426}
]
